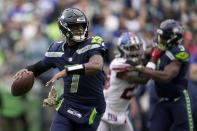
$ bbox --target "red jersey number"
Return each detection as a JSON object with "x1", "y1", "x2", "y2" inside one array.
[{"x1": 121, "y1": 86, "x2": 137, "y2": 100}]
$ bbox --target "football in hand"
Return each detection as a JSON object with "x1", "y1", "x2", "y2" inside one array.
[{"x1": 11, "y1": 71, "x2": 35, "y2": 96}]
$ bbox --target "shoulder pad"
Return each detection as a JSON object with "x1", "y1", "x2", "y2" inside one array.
[
  {"x1": 91, "y1": 36, "x2": 104, "y2": 44},
  {"x1": 167, "y1": 45, "x2": 190, "y2": 61},
  {"x1": 175, "y1": 51, "x2": 190, "y2": 61},
  {"x1": 47, "y1": 41, "x2": 65, "y2": 51},
  {"x1": 76, "y1": 36, "x2": 107, "y2": 55}
]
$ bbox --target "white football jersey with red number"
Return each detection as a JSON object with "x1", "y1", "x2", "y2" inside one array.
[{"x1": 104, "y1": 57, "x2": 137, "y2": 112}]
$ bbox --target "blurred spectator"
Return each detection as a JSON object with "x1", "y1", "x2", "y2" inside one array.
[
  {"x1": 24, "y1": 25, "x2": 49, "y2": 65},
  {"x1": 103, "y1": 7, "x2": 119, "y2": 32},
  {"x1": 90, "y1": 13, "x2": 113, "y2": 64},
  {"x1": 183, "y1": 31, "x2": 197, "y2": 64},
  {"x1": 73, "y1": 0, "x2": 101, "y2": 23},
  {"x1": 0, "y1": 22, "x2": 14, "y2": 60},
  {"x1": 47, "y1": 0, "x2": 67, "y2": 23},
  {"x1": 46, "y1": 20, "x2": 62, "y2": 42},
  {"x1": 189, "y1": 63, "x2": 197, "y2": 82},
  {"x1": 147, "y1": 0, "x2": 164, "y2": 24},
  {"x1": 113, "y1": 16, "x2": 128, "y2": 38},
  {"x1": 184, "y1": 31, "x2": 195, "y2": 51},
  {"x1": 179, "y1": 1, "x2": 189, "y2": 23},
  {"x1": 123, "y1": 7, "x2": 143, "y2": 32},
  {"x1": 189, "y1": 15, "x2": 197, "y2": 40},
  {"x1": 0, "y1": 71, "x2": 27, "y2": 131}
]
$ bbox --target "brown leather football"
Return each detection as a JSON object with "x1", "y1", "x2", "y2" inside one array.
[{"x1": 11, "y1": 71, "x2": 34, "y2": 96}]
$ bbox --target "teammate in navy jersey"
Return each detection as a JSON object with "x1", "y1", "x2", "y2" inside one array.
[
  {"x1": 13, "y1": 8, "x2": 107, "y2": 131},
  {"x1": 128, "y1": 19, "x2": 195, "y2": 131}
]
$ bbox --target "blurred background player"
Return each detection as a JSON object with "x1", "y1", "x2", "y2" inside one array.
[
  {"x1": 96, "y1": 32, "x2": 146, "y2": 131},
  {"x1": 13, "y1": 8, "x2": 108, "y2": 131},
  {"x1": 129, "y1": 19, "x2": 195, "y2": 131}
]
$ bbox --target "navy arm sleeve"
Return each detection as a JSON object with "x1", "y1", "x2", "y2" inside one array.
[{"x1": 25, "y1": 61, "x2": 50, "y2": 77}]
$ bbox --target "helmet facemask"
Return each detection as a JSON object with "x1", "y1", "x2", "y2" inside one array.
[
  {"x1": 67, "y1": 23, "x2": 88, "y2": 42},
  {"x1": 120, "y1": 44, "x2": 143, "y2": 62},
  {"x1": 118, "y1": 32, "x2": 145, "y2": 66}
]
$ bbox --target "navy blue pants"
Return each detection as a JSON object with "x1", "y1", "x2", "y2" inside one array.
[
  {"x1": 188, "y1": 80, "x2": 197, "y2": 131},
  {"x1": 50, "y1": 111, "x2": 103, "y2": 131},
  {"x1": 50, "y1": 98, "x2": 105, "y2": 131},
  {"x1": 150, "y1": 90, "x2": 194, "y2": 131}
]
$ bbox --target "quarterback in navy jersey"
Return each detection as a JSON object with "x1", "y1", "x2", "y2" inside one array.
[
  {"x1": 13, "y1": 8, "x2": 107, "y2": 131},
  {"x1": 128, "y1": 19, "x2": 195, "y2": 131}
]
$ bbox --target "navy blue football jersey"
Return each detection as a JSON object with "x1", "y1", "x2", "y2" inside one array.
[
  {"x1": 155, "y1": 45, "x2": 190, "y2": 98},
  {"x1": 41, "y1": 36, "x2": 107, "y2": 105}
]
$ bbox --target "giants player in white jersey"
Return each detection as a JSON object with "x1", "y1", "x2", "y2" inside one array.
[{"x1": 97, "y1": 32, "x2": 146, "y2": 131}]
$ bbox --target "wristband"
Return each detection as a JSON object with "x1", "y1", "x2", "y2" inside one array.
[
  {"x1": 66, "y1": 64, "x2": 85, "y2": 75},
  {"x1": 146, "y1": 61, "x2": 156, "y2": 70}
]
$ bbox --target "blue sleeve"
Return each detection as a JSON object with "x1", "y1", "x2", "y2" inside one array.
[{"x1": 41, "y1": 43, "x2": 57, "y2": 68}]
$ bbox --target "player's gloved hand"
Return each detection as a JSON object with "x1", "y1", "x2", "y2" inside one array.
[
  {"x1": 43, "y1": 86, "x2": 58, "y2": 107},
  {"x1": 126, "y1": 65, "x2": 144, "y2": 72},
  {"x1": 151, "y1": 48, "x2": 162, "y2": 62},
  {"x1": 151, "y1": 43, "x2": 165, "y2": 62},
  {"x1": 13, "y1": 69, "x2": 31, "y2": 81},
  {"x1": 146, "y1": 43, "x2": 165, "y2": 70},
  {"x1": 126, "y1": 59, "x2": 141, "y2": 67}
]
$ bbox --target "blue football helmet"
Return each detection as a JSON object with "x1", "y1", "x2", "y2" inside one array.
[
  {"x1": 58, "y1": 8, "x2": 89, "y2": 42},
  {"x1": 156, "y1": 19, "x2": 184, "y2": 49},
  {"x1": 117, "y1": 32, "x2": 145, "y2": 64}
]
